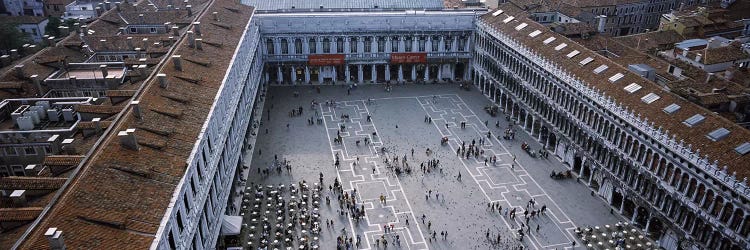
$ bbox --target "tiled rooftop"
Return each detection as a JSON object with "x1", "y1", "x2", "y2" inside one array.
[
  {"x1": 481, "y1": 4, "x2": 750, "y2": 179},
  {"x1": 14, "y1": 0, "x2": 254, "y2": 248}
]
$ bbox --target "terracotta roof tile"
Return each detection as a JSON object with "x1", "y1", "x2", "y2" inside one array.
[
  {"x1": 482, "y1": 4, "x2": 750, "y2": 179},
  {"x1": 0, "y1": 177, "x2": 67, "y2": 190},
  {"x1": 75, "y1": 104, "x2": 122, "y2": 114},
  {"x1": 0, "y1": 208, "x2": 44, "y2": 222},
  {"x1": 16, "y1": 1, "x2": 254, "y2": 249}
]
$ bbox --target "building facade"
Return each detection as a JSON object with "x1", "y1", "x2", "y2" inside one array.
[{"x1": 473, "y1": 9, "x2": 749, "y2": 250}]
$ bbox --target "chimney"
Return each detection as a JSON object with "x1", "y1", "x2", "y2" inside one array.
[
  {"x1": 695, "y1": 53, "x2": 702, "y2": 63},
  {"x1": 139, "y1": 14, "x2": 145, "y2": 23},
  {"x1": 193, "y1": 22, "x2": 201, "y2": 36},
  {"x1": 118, "y1": 128, "x2": 139, "y2": 150},
  {"x1": 1, "y1": 55, "x2": 10, "y2": 66},
  {"x1": 137, "y1": 64, "x2": 147, "y2": 78},
  {"x1": 213, "y1": 11, "x2": 219, "y2": 21},
  {"x1": 131, "y1": 101, "x2": 142, "y2": 119},
  {"x1": 724, "y1": 69, "x2": 734, "y2": 80},
  {"x1": 682, "y1": 48, "x2": 689, "y2": 57},
  {"x1": 47, "y1": 134, "x2": 61, "y2": 153},
  {"x1": 61, "y1": 138, "x2": 76, "y2": 154},
  {"x1": 187, "y1": 31, "x2": 195, "y2": 48},
  {"x1": 69, "y1": 76, "x2": 77, "y2": 86},
  {"x1": 14, "y1": 64, "x2": 25, "y2": 79},
  {"x1": 60, "y1": 26, "x2": 69, "y2": 36},
  {"x1": 135, "y1": 47, "x2": 142, "y2": 58},
  {"x1": 100, "y1": 39, "x2": 108, "y2": 50},
  {"x1": 186, "y1": 5, "x2": 192, "y2": 16},
  {"x1": 10, "y1": 190, "x2": 27, "y2": 206},
  {"x1": 104, "y1": 1, "x2": 111, "y2": 10},
  {"x1": 142, "y1": 38, "x2": 149, "y2": 51},
  {"x1": 115, "y1": 2, "x2": 120, "y2": 11},
  {"x1": 172, "y1": 55, "x2": 182, "y2": 71},
  {"x1": 81, "y1": 25, "x2": 88, "y2": 35},
  {"x1": 158, "y1": 73, "x2": 168, "y2": 88},
  {"x1": 163, "y1": 22, "x2": 171, "y2": 31},
  {"x1": 10, "y1": 49, "x2": 18, "y2": 58},
  {"x1": 44, "y1": 228, "x2": 66, "y2": 250},
  {"x1": 30, "y1": 74, "x2": 42, "y2": 95},
  {"x1": 172, "y1": 25, "x2": 179, "y2": 36},
  {"x1": 106, "y1": 74, "x2": 118, "y2": 89},
  {"x1": 678, "y1": 2, "x2": 685, "y2": 11},
  {"x1": 705, "y1": 72, "x2": 714, "y2": 83},
  {"x1": 100, "y1": 65, "x2": 108, "y2": 77},
  {"x1": 126, "y1": 37, "x2": 134, "y2": 49},
  {"x1": 92, "y1": 117, "x2": 102, "y2": 133},
  {"x1": 195, "y1": 38, "x2": 203, "y2": 50},
  {"x1": 47, "y1": 36, "x2": 55, "y2": 47}
]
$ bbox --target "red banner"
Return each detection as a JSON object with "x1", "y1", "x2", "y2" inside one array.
[
  {"x1": 390, "y1": 53, "x2": 427, "y2": 64},
  {"x1": 308, "y1": 54, "x2": 345, "y2": 66}
]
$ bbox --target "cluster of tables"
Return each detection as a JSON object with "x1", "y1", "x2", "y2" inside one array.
[
  {"x1": 241, "y1": 182, "x2": 324, "y2": 250},
  {"x1": 575, "y1": 222, "x2": 658, "y2": 249}
]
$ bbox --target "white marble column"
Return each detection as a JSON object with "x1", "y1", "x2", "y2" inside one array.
[
  {"x1": 424, "y1": 64, "x2": 429, "y2": 82},
  {"x1": 332, "y1": 66, "x2": 337, "y2": 82},
  {"x1": 426, "y1": 37, "x2": 433, "y2": 52},
  {"x1": 303, "y1": 37, "x2": 310, "y2": 54},
  {"x1": 411, "y1": 65, "x2": 416, "y2": 81},
  {"x1": 437, "y1": 64, "x2": 443, "y2": 81},
  {"x1": 357, "y1": 64, "x2": 364, "y2": 83},
  {"x1": 277, "y1": 66, "x2": 283, "y2": 84},
  {"x1": 371, "y1": 65, "x2": 377, "y2": 83},
  {"x1": 304, "y1": 66, "x2": 310, "y2": 84},
  {"x1": 385, "y1": 37, "x2": 392, "y2": 53},
  {"x1": 345, "y1": 65, "x2": 351, "y2": 83},
  {"x1": 398, "y1": 36, "x2": 405, "y2": 53},
  {"x1": 438, "y1": 36, "x2": 445, "y2": 52},
  {"x1": 398, "y1": 65, "x2": 404, "y2": 82},
  {"x1": 385, "y1": 64, "x2": 391, "y2": 81},
  {"x1": 317, "y1": 67, "x2": 323, "y2": 83},
  {"x1": 291, "y1": 66, "x2": 296, "y2": 84}
]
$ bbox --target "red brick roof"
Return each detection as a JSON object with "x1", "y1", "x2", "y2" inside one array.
[
  {"x1": 0, "y1": 177, "x2": 67, "y2": 190},
  {"x1": 15, "y1": 1, "x2": 254, "y2": 249},
  {"x1": 0, "y1": 208, "x2": 44, "y2": 222},
  {"x1": 482, "y1": 4, "x2": 750, "y2": 179}
]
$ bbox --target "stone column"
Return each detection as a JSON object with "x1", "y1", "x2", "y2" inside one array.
[
  {"x1": 398, "y1": 36, "x2": 405, "y2": 52},
  {"x1": 426, "y1": 37, "x2": 432, "y2": 52},
  {"x1": 344, "y1": 37, "x2": 351, "y2": 54},
  {"x1": 437, "y1": 65, "x2": 443, "y2": 82},
  {"x1": 318, "y1": 67, "x2": 323, "y2": 83},
  {"x1": 291, "y1": 66, "x2": 297, "y2": 84},
  {"x1": 345, "y1": 64, "x2": 351, "y2": 83},
  {"x1": 385, "y1": 65, "x2": 391, "y2": 81},
  {"x1": 274, "y1": 38, "x2": 281, "y2": 55},
  {"x1": 737, "y1": 216, "x2": 748, "y2": 234},
  {"x1": 357, "y1": 64, "x2": 363, "y2": 84},
  {"x1": 277, "y1": 66, "x2": 283, "y2": 84},
  {"x1": 398, "y1": 65, "x2": 404, "y2": 83},
  {"x1": 620, "y1": 195, "x2": 626, "y2": 214},
  {"x1": 438, "y1": 36, "x2": 445, "y2": 52},
  {"x1": 303, "y1": 37, "x2": 310, "y2": 54},
  {"x1": 304, "y1": 66, "x2": 310, "y2": 84},
  {"x1": 411, "y1": 65, "x2": 416, "y2": 81},
  {"x1": 385, "y1": 37, "x2": 392, "y2": 53},
  {"x1": 424, "y1": 64, "x2": 430, "y2": 82},
  {"x1": 631, "y1": 207, "x2": 639, "y2": 223},
  {"x1": 644, "y1": 216, "x2": 652, "y2": 233},
  {"x1": 332, "y1": 66, "x2": 337, "y2": 83},
  {"x1": 371, "y1": 65, "x2": 377, "y2": 83}
]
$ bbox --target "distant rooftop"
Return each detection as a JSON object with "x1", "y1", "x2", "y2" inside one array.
[{"x1": 241, "y1": 0, "x2": 445, "y2": 10}]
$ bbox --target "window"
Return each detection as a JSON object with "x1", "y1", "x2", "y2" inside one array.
[
  {"x1": 432, "y1": 36, "x2": 439, "y2": 51},
  {"x1": 294, "y1": 39, "x2": 302, "y2": 54},
  {"x1": 350, "y1": 37, "x2": 357, "y2": 53},
  {"x1": 593, "y1": 65, "x2": 609, "y2": 74},
  {"x1": 130, "y1": 27, "x2": 137, "y2": 33},
  {"x1": 24, "y1": 147, "x2": 36, "y2": 155},
  {"x1": 735, "y1": 142, "x2": 750, "y2": 155},
  {"x1": 280, "y1": 39, "x2": 288, "y2": 54},
  {"x1": 641, "y1": 93, "x2": 660, "y2": 104},
  {"x1": 364, "y1": 37, "x2": 371, "y2": 53},
  {"x1": 378, "y1": 37, "x2": 385, "y2": 52},
  {"x1": 418, "y1": 37, "x2": 426, "y2": 52},
  {"x1": 707, "y1": 128, "x2": 730, "y2": 142},
  {"x1": 609, "y1": 73, "x2": 624, "y2": 83},
  {"x1": 458, "y1": 36, "x2": 466, "y2": 51},
  {"x1": 444, "y1": 36, "x2": 453, "y2": 51},
  {"x1": 4, "y1": 147, "x2": 16, "y2": 156},
  {"x1": 149, "y1": 27, "x2": 157, "y2": 33},
  {"x1": 190, "y1": 177, "x2": 197, "y2": 195},
  {"x1": 183, "y1": 194, "x2": 191, "y2": 213},
  {"x1": 266, "y1": 39, "x2": 274, "y2": 54},
  {"x1": 308, "y1": 38, "x2": 316, "y2": 53},
  {"x1": 12, "y1": 165, "x2": 24, "y2": 176},
  {"x1": 623, "y1": 83, "x2": 641, "y2": 93},
  {"x1": 683, "y1": 114, "x2": 705, "y2": 127},
  {"x1": 663, "y1": 103, "x2": 680, "y2": 114},
  {"x1": 168, "y1": 230, "x2": 177, "y2": 249},
  {"x1": 322, "y1": 38, "x2": 330, "y2": 53},
  {"x1": 176, "y1": 211, "x2": 184, "y2": 232},
  {"x1": 404, "y1": 36, "x2": 412, "y2": 52},
  {"x1": 336, "y1": 38, "x2": 343, "y2": 53}
]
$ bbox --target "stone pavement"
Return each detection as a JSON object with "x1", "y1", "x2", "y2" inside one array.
[{"x1": 242, "y1": 83, "x2": 621, "y2": 249}]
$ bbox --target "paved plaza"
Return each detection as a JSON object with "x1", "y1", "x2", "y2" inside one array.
[{"x1": 241, "y1": 83, "x2": 621, "y2": 249}]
